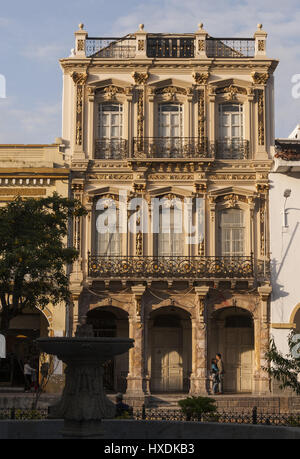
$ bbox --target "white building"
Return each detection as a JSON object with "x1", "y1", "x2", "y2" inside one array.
[{"x1": 270, "y1": 125, "x2": 300, "y2": 385}]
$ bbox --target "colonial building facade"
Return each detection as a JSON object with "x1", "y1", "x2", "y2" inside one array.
[{"x1": 61, "y1": 23, "x2": 278, "y2": 401}]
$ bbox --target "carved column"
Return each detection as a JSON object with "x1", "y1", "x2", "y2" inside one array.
[
  {"x1": 256, "y1": 284, "x2": 272, "y2": 394},
  {"x1": 70, "y1": 183, "x2": 84, "y2": 288},
  {"x1": 87, "y1": 87, "x2": 96, "y2": 159},
  {"x1": 71, "y1": 72, "x2": 88, "y2": 159},
  {"x1": 189, "y1": 286, "x2": 210, "y2": 395},
  {"x1": 126, "y1": 285, "x2": 147, "y2": 403},
  {"x1": 252, "y1": 71, "x2": 269, "y2": 158}
]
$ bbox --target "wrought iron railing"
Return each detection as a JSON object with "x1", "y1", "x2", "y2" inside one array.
[
  {"x1": 147, "y1": 36, "x2": 195, "y2": 58},
  {"x1": 86, "y1": 37, "x2": 136, "y2": 58},
  {"x1": 206, "y1": 38, "x2": 255, "y2": 58},
  {"x1": 88, "y1": 255, "x2": 256, "y2": 279},
  {"x1": 215, "y1": 139, "x2": 250, "y2": 159},
  {"x1": 132, "y1": 137, "x2": 213, "y2": 159},
  {"x1": 95, "y1": 139, "x2": 128, "y2": 160}
]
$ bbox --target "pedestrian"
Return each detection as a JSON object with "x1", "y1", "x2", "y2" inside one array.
[
  {"x1": 115, "y1": 393, "x2": 133, "y2": 417},
  {"x1": 23, "y1": 360, "x2": 36, "y2": 392},
  {"x1": 215, "y1": 353, "x2": 225, "y2": 394},
  {"x1": 210, "y1": 358, "x2": 219, "y2": 395}
]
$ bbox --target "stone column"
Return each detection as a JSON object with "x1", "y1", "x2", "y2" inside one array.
[
  {"x1": 189, "y1": 286, "x2": 210, "y2": 395},
  {"x1": 125, "y1": 285, "x2": 147, "y2": 405},
  {"x1": 256, "y1": 284, "x2": 272, "y2": 394}
]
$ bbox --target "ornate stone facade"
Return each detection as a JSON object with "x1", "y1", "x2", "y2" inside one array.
[{"x1": 61, "y1": 23, "x2": 278, "y2": 402}]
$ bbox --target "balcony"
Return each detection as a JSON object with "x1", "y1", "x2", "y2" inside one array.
[
  {"x1": 206, "y1": 38, "x2": 255, "y2": 58},
  {"x1": 132, "y1": 137, "x2": 213, "y2": 159},
  {"x1": 95, "y1": 139, "x2": 128, "y2": 160},
  {"x1": 215, "y1": 139, "x2": 250, "y2": 160},
  {"x1": 85, "y1": 35, "x2": 256, "y2": 59},
  {"x1": 87, "y1": 255, "x2": 267, "y2": 281},
  {"x1": 93, "y1": 138, "x2": 249, "y2": 160}
]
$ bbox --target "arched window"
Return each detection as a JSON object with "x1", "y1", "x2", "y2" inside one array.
[
  {"x1": 219, "y1": 208, "x2": 245, "y2": 256},
  {"x1": 218, "y1": 103, "x2": 244, "y2": 159}
]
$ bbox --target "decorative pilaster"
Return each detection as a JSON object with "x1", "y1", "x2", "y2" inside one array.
[
  {"x1": 70, "y1": 183, "x2": 84, "y2": 288},
  {"x1": 189, "y1": 286, "x2": 210, "y2": 395},
  {"x1": 74, "y1": 23, "x2": 87, "y2": 58},
  {"x1": 87, "y1": 87, "x2": 96, "y2": 159},
  {"x1": 135, "y1": 24, "x2": 147, "y2": 59},
  {"x1": 256, "y1": 284, "x2": 272, "y2": 394},
  {"x1": 71, "y1": 71, "x2": 88, "y2": 159},
  {"x1": 126, "y1": 285, "x2": 147, "y2": 402}
]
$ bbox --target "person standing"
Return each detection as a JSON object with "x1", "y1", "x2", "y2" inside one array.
[
  {"x1": 216, "y1": 353, "x2": 225, "y2": 394},
  {"x1": 23, "y1": 360, "x2": 36, "y2": 392},
  {"x1": 210, "y1": 358, "x2": 219, "y2": 395}
]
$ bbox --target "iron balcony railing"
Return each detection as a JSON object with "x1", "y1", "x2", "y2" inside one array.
[
  {"x1": 85, "y1": 36, "x2": 256, "y2": 59},
  {"x1": 132, "y1": 137, "x2": 213, "y2": 159},
  {"x1": 86, "y1": 37, "x2": 136, "y2": 58},
  {"x1": 94, "y1": 138, "x2": 250, "y2": 160},
  {"x1": 206, "y1": 38, "x2": 255, "y2": 58},
  {"x1": 215, "y1": 139, "x2": 250, "y2": 159},
  {"x1": 87, "y1": 255, "x2": 263, "y2": 280},
  {"x1": 95, "y1": 139, "x2": 128, "y2": 160},
  {"x1": 147, "y1": 36, "x2": 195, "y2": 58}
]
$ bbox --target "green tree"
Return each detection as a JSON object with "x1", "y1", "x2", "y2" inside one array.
[
  {"x1": 178, "y1": 396, "x2": 217, "y2": 421},
  {"x1": 0, "y1": 193, "x2": 86, "y2": 332},
  {"x1": 265, "y1": 334, "x2": 300, "y2": 395}
]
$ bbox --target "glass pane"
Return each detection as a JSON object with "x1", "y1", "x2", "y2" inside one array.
[{"x1": 111, "y1": 114, "x2": 119, "y2": 125}]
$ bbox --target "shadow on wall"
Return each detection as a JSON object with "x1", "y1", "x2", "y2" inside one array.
[{"x1": 271, "y1": 221, "x2": 299, "y2": 301}]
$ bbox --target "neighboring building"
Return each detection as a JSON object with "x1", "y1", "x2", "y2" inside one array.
[
  {"x1": 270, "y1": 125, "x2": 300, "y2": 390},
  {"x1": 0, "y1": 142, "x2": 69, "y2": 391},
  {"x1": 61, "y1": 22, "x2": 278, "y2": 402}
]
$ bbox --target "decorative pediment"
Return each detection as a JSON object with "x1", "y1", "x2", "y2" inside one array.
[
  {"x1": 148, "y1": 186, "x2": 191, "y2": 199},
  {"x1": 209, "y1": 78, "x2": 252, "y2": 100},
  {"x1": 87, "y1": 78, "x2": 133, "y2": 99},
  {"x1": 148, "y1": 78, "x2": 193, "y2": 100},
  {"x1": 209, "y1": 187, "x2": 257, "y2": 207}
]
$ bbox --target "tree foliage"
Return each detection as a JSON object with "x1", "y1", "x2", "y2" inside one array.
[
  {"x1": 178, "y1": 396, "x2": 217, "y2": 420},
  {"x1": 265, "y1": 333, "x2": 300, "y2": 395},
  {"x1": 0, "y1": 193, "x2": 86, "y2": 332}
]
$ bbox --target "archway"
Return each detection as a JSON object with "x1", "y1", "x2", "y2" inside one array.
[
  {"x1": 294, "y1": 309, "x2": 300, "y2": 333},
  {"x1": 86, "y1": 306, "x2": 129, "y2": 393},
  {"x1": 210, "y1": 307, "x2": 254, "y2": 393},
  {"x1": 0, "y1": 310, "x2": 49, "y2": 387},
  {"x1": 149, "y1": 306, "x2": 192, "y2": 393}
]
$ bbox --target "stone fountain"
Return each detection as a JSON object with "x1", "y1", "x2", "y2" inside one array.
[{"x1": 37, "y1": 324, "x2": 134, "y2": 438}]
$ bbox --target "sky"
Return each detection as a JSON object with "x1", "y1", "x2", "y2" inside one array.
[{"x1": 0, "y1": 0, "x2": 299, "y2": 143}]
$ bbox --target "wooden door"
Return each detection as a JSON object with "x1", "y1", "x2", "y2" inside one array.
[
  {"x1": 151, "y1": 327, "x2": 183, "y2": 392},
  {"x1": 223, "y1": 327, "x2": 253, "y2": 393}
]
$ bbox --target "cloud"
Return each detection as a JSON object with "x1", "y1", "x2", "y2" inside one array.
[
  {"x1": 0, "y1": 98, "x2": 61, "y2": 143},
  {"x1": 20, "y1": 44, "x2": 67, "y2": 62}
]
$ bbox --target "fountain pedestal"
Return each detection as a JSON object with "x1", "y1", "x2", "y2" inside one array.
[{"x1": 37, "y1": 331, "x2": 134, "y2": 438}]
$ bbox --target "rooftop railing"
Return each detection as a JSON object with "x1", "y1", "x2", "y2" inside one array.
[{"x1": 84, "y1": 36, "x2": 257, "y2": 59}]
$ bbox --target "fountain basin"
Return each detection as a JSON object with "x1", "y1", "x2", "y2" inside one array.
[{"x1": 37, "y1": 336, "x2": 134, "y2": 437}]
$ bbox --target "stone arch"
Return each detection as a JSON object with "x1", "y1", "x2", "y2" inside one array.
[
  {"x1": 290, "y1": 303, "x2": 300, "y2": 328},
  {"x1": 35, "y1": 305, "x2": 53, "y2": 335}
]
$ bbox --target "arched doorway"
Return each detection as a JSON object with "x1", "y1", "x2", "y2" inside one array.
[
  {"x1": 0, "y1": 310, "x2": 49, "y2": 387},
  {"x1": 294, "y1": 308, "x2": 300, "y2": 333},
  {"x1": 210, "y1": 307, "x2": 254, "y2": 393},
  {"x1": 86, "y1": 307, "x2": 129, "y2": 393},
  {"x1": 149, "y1": 307, "x2": 192, "y2": 393}
]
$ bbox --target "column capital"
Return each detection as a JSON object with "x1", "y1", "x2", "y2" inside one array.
[
  {"x1": 195, "y1": 286, "x2": 210, "y2": 298},
  {"x1": 131, "y1": 284, "x2": 146, "y2": 296},
  {"x1": 258, "y1": 283, "x2": 272, "y2": 301}
]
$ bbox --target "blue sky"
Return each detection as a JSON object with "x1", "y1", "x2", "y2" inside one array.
[{"x1": 0, "y1": 0, "x2": 299, "y2": 143}]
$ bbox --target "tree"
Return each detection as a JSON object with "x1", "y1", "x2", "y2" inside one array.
[
  {"x1": 0, "y1": 193, "x2": 86, "y2": 332},
  {"x1": 265, "y1": 333, "x2": 300, "y2": 395},
  {"x1": 178, "y1": 396, "x2": 218, "y2": 421}
]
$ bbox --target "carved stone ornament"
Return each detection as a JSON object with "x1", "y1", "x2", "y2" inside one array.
[
  {"x1": 71, "y1": 72, "x2": 88, "y2": 86},
  {"x1": 138, "y1": 40, "x2": 145, "y2": 51},
  {"x1": 99, "y1": 85, "x2": 125, "y2": 100},
  {"x1": 224, "y1": 194, "x2": 239, "y2": 208},
  {"x1": 252, "y1": 72, "x2": 269, "y2": 85},
  {"x1": 156, "y1": 86, "x2": 186, "y2": 101},
  {"x1": 192, "y1": 72, "x2": 209, "y2": 85},
  {"x1": 217, "y1": 85, "x2": 247, "y2": 100},
  {"x1": 132, "y1": 72, "x2": 149, "y2": 85},
  {"x1": 77, "y1": 39, "x2": 85, "y2": 52},
  {"x1": 258, "y1": 40, "x2": 265, "y2": 52}
]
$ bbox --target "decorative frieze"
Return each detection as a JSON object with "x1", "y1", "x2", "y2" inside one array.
[
  {"x1": 71, "y1": 72, "x2": 88, "y2": 147},
  {"x1": 252, "y1": 72, "x2": 269, "y2": 85}
]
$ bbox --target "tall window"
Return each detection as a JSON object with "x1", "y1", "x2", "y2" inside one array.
[
  {"x1": 158, "y1": 103, "x2": 183, "y2": 158},
  {"x1": 218, "y1": 103, "x2": 244, "y2": 158},
  {"x1": 219, "y1": 209, "x2": 245, "y2": 256},
  {"x1": 155, "y1": 205, "x2": 184, "y2": 256},
  {"x1": 94, "y1": 203, "x2": 121, "y2": 256},
  {"x1": 97, "y1": 103, "x2": 123, "y2": 159}
]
